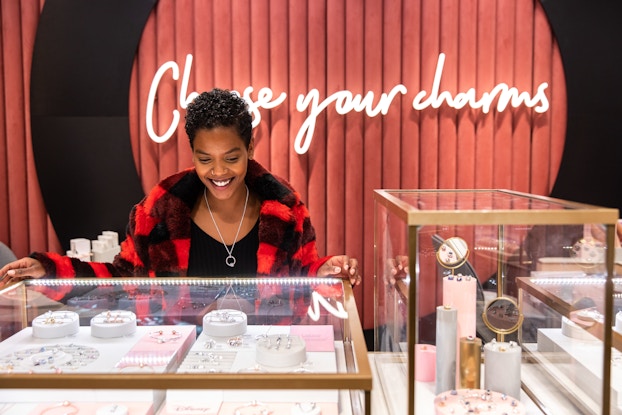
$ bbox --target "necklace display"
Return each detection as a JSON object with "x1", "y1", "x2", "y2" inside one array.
[{"x1": 204, "y1": 185, "x2": 249, "y2": 268}]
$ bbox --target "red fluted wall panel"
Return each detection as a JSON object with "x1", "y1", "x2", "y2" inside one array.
[{"x1": 0, "y1": 0, "x2": 566, "y2": 329}]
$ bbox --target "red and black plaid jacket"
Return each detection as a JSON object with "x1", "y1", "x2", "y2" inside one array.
[{"x1": 32, "y1": 160, "x2": 331, "y2": 279}]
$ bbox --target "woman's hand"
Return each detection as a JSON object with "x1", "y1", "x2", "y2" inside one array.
[
  {"x1": 317, "y1": 255, "x2": 361, "y2": 287},
  {"x1": 385, "y1": 255, "x2": 409, "y2": 285},
  {"x1": 0, "y1": 257, "x2": 45, "y2": 287}
]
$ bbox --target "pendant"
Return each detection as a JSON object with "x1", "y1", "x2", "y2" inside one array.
[{"x1": 226, "y1": 255, "x2": 236, "y2": 268}]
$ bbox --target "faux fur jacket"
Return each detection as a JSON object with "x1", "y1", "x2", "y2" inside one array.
[{"x1": 32, "y1": 160, "x2": 330, "y2": 279}]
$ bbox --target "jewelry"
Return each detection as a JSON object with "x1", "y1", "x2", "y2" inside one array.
[
  {"x1": 203, "y1": 308, "x2": 248, "y2": 337},
  {"x1": 32, "y1": 311, "x2": 80, "y2": 339},
  {"x1": 39, "y1": 400, "x2": 79, "y2": 415},
  {"x1": 149, "y1": 329, "x2": 183, "y2": 343},
  {"x1": 207, "y1": 309, "x2": 245, "y2": 323},
  {"x1": 204, "y1": 184, "x2": 249, "y2": 267},
  {"x1": 227, "y1": 336, "x2": 243, "y2": 347},
  {"x1": 256, "y1": 334, "x2": 307, "y2": 368},
  {"x1": 292, "y1": 402, "x2": 321, "y2": 415},
  {"x1": 233, "y1": 400, "x2": 273, "y2": 415},
  {"x1": 90, "y1": 310, "x2": 137, "y2": 338},
  {"x1": 0, "y1": 344, "x2": 99, "y2": 373},
  {"x1": 433, "y1": 389, "x2": 525, "y2": 414},
  {"x1": 179, "y1": 350, "x2": 237, "y2": 373}
]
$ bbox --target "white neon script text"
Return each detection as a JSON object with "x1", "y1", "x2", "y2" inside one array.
[
  {"x1": 146, "y1": 54, "x2": 286, "y2": 144},
  {"x1": 412, "y1": 53, "x2": 549, "y2": 114},
  {"x1": 307, "y1": 291, "x2": 349, "y2": 321},
  {"x1": 146, "y1": 53, "x2": 549, "y2": 153}
]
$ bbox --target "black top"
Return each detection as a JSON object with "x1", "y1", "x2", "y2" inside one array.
[{"x1": 187, "y1": 219, "x2": 259, "y2": 277}]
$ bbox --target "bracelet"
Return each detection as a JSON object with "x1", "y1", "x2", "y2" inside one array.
[
  {"x1": 149, "y1": 329, "x2": 182, "y2": 343},
  {"x1": 233, "y1": 401, "x2": 273, "y2": 415},
  {"x1": 39, "y1": 400, "x2": 79, "y2": 415}
]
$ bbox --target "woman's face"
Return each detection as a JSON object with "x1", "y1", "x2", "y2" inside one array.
[{"x1": 192, "y1": 126, "x2": 253, "y2": 201}]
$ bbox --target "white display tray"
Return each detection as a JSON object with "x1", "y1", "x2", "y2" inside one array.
[
  {"x1": 0, "y1": 325, "x2": 196, "y2": 406},
  {"x1": 168, "y1": 325, "x2": 341, "y2": 408}
]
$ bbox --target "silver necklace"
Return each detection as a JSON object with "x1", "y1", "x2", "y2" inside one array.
[{"x1": 204, "y1": 185, "x2": 249, "y2": 268}]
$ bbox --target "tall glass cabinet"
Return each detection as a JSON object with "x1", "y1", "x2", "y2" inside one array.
[{"x1": 373, "y1": 189, "x2": 619, "y2": 415}]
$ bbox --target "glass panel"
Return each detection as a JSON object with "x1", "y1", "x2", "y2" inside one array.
[
  {"x1": 0, "y1": 282, "x2": 26, "y2": 342},
  {"x1": 12, "y1": 277, "x2": 349, "y2": 374},
  {"x1": 373, "y1": 189, "x2": 617, "y2": 415}
]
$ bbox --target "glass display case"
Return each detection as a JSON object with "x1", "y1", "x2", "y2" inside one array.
[
  {"x1": 372, "y1": 189, "x2": 618, "y2": 415},
  {"x1": 0, "y1": 277, "x2": 371, "y2": 415}
]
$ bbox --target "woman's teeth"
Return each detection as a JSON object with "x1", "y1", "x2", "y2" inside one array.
[{"x1": 211, "y1": 178, "x2": 232, "y2": 187}]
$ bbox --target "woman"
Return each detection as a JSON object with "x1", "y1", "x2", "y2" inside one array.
[{"x1": 0, "y1": 89, "x2": 360, "y2": 286}]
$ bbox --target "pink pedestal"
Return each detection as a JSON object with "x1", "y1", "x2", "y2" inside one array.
[{"x1": 415, "y1": 344, "x2": 436, "y2": 382}]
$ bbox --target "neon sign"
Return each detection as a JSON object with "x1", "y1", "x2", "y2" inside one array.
[
  {"x1": 307, "y1": 291, "x2": 349, "y2": 321},
  {"x1": 146, "y1": 53, "x2": 550, "y2": 154}
]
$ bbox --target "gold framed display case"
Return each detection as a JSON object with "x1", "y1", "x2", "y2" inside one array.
[
  {"x1": 0, "y1": 277, "x2": 371, "y2": 415},
  {"x1": 372, "y1": 189, "x2": 618, "y2": 415}
]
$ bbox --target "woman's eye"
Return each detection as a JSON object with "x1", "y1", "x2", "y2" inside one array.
[
  {"x1": 199, "y1": 158, "x2": 211, "y2": 164},
  {"x1": 226, "y1": 157, "x2": 239, "y2": 163}
]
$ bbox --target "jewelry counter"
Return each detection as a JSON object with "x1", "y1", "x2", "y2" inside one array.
[
  {"x1": 372, "y1": 189, "x2": 618, "y2": 415},
  {"x1": 0, "y1": 277, "x2": 371, "y2": 415}
]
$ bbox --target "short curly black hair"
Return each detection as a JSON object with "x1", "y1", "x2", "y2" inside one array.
[{"x1": 184, "y1": 88, "x2": 253, "y2": 149}]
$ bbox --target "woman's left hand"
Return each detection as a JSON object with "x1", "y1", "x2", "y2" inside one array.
[{"x1": 317, "y1": 255, "x2": 361, "y2": 287}]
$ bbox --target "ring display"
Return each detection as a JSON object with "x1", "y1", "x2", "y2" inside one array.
[
  {"x1": 203, "y1": 309, "x2": 248, "y2": 337},
  {"x1": 256, "y1": 334, "x2": 306, "y2": 368},
  {"x1": 32, "y1": 311, "x2": 80, "y2": 339},
  {"x1": 90, "y1": 310, "x2": 137, "y2": 338}
]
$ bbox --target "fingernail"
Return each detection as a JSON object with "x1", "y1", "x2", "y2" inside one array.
[
  {"x1": 334, "y1": 267, "x2": 341, "y2": 273},
  {"x1": 7, "y1": 270, "x2": 15, "y2": 276}
]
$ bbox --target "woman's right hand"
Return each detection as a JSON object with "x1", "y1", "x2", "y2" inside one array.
[
  {"x1": 0, "y1": 257, "x2": 45, "y2": 287},
  {"x1": 385, "y1": 255, "x2": 409, "y2": 285}
]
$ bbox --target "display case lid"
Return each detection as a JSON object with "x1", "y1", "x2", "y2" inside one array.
[{"x1": 373, "y1": 189, "x2": 619, "y2": 225}]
